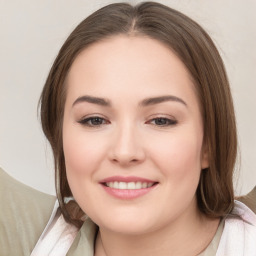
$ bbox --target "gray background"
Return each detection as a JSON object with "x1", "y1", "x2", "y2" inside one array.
[{"x1": 1, "y1": 0, "x2": 255, "y2": 196}]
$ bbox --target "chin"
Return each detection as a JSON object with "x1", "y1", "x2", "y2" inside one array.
[
  {"x1": 101, "y1": 221, "x2": 156, "y2": 236},
  {"x1": 91, "y1": 208, "x2": 162, "y2": 235}
]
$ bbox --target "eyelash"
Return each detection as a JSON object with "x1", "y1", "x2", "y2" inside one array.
[
  {"x1": 78, "y1": 116, "x2": 110, "y2": 127},
  {"x1": 78, "y1": 116, "x2": 177, "y2": 127},
  {"x1": 146, "y1": 117, "x2": 177, "y2": 126}
]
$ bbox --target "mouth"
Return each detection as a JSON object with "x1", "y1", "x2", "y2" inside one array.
[
  {"x1": 99, "y1": 176, "x2": 158, "y2": 199},
  {"x1": 103, "y1": 181, "x2": 157, "y2": 190}
]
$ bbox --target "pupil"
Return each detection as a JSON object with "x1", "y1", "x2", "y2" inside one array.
[
  {"x1": 92, "y1": 117, "x2": 102, "y2": 125},
  {"x1": 156, "y1": 118, "x2": 166, "y2": 125}
]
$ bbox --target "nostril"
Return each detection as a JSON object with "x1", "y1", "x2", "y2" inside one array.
[{"x1": 110, "y1": 156, "x2": 141, "y2": 165}]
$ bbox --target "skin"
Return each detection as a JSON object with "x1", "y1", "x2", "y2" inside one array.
[{"x1": 63, "y1": 35, "x2": 220, "y2": 256}]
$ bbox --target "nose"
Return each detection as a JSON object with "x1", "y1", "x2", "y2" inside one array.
[{"x1": 108, "y1": 121, "x2": 146, "y2": 167}]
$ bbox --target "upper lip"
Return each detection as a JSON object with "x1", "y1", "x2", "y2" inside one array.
[{"x1": 99, "y1": 176, "x2": 157, "y2": 183}]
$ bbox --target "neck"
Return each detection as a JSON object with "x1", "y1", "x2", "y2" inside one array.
[{"x1": 94, "y1": 204, "x2": 220, "y2": 256}]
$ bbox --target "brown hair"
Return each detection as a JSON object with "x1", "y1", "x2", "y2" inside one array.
[{"x1": 40, "y1": 1, "x2": 237, "y2": 227}]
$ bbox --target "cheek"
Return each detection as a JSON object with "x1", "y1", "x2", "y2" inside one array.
[
  {"x1": 62, "y1": 126, "x2": 107, "y2": 210},
  {"x1": 63, "y1": 126, "x2": 106, "y2": 176},
  {"x1": 147, "y1": 130, "x2": 203, "y2": 218},
  {"x1": 149, "y1": 130, "x2": 203, "y2": 182}
]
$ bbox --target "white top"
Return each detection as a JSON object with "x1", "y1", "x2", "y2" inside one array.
[
  {"x1": 31, "y1": 200, "x2": 256, "y2": 256},
  {"x1": 216, "y1": 200, "x2": 256, "y2": 255}
]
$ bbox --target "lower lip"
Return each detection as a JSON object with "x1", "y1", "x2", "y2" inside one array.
[{"x1": 101, "y1": 184, "x2": 157, "y2": 199}]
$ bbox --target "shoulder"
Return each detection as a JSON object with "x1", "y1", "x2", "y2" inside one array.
[
  {"x1": 237, "y1": 186, "x2": 256, "y2": 214},
  {"x1": 216, "y1": 200, "x2": 256, "y2": 255},
  {"x1": 0, "y1": 167, "x2": 56, "y2": 255}
]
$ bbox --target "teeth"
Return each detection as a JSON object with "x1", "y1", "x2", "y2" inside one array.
[
  {"x1": 119, "y1": 182, "x2": 126, "y2": 189},
  {"x1": 127, "y1": 182, "x2": 136, "y2": 189},
  {"x1": 105, "y1": 181, "x2": 155, "y2": 189}
]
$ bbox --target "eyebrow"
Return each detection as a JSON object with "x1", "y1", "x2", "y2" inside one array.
[
  {"x1": 72, "y1": 95, "x2": 111, "y2": 107},
  {"x1": 72, "y1": 95, "x2": 187, "y2": 108},
  {"x1": 139, "y1": 95, "x2": 187, "y2": 107}
]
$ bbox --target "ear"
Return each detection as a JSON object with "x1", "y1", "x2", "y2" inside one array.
[{"x1": 201, "y1": 141, "x2": 209, "y2": 169}]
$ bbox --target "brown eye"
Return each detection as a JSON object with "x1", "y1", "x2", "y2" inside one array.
[
  {"x1": 148, "y1": 117, "x2": 177, "y2": 127},
  {"x1": 78, "y1": 116, "x2": 109, "y2": 127}
]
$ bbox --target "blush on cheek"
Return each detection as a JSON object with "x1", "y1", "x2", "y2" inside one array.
[
  {"x1": 153, "y1": 136, "x2": 202, "y2": 179},
  {"x1": 64, "y1": 147, "x2": 91, "y2": 176},
  {"x1": 63, "y1": 139, "x2": 82, "y2": 175},
  {"x1": 63, "y1": 137, "x2": 105, "y2": 180},
  {"x1": 63, "y1": 124, "x2": 110, "y2": 173}
]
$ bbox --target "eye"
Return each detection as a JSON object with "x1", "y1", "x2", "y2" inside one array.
[
  {"x1": 78, "y1": 116, "x2": 109, "y2": 127},
  {"x1": 147, "y1": 117, "x2": 177, "y2": 127}
]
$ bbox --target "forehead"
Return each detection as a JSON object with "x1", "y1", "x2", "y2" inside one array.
[{"x1": 65, "y1": 35, "x2": 198, "y2": 108}]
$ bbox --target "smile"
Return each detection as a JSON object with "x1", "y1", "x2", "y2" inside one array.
[
  {"x1": 105, "y1": 181, "x2": 155, "y2": 190},
  {"x1": 100, "y1": 176, "x2": 158, "y2": 199}
]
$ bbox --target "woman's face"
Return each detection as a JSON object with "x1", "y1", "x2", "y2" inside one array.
[{"x1": 63, "y1": 35, "x2": 208, "y2": 235}]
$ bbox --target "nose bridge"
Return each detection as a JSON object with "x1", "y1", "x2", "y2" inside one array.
[{"x1": 109, "y1": 117, "x2": 145, "y2": 165}]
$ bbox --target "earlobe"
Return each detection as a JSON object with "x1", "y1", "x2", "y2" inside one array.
[{"x1": 201, "y1": 143, "x2": 209, "y2": 169}]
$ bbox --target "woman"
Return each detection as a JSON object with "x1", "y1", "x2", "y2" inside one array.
[{"x1": 1, "y1": 2, "x2": 256, "y2": 255}]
